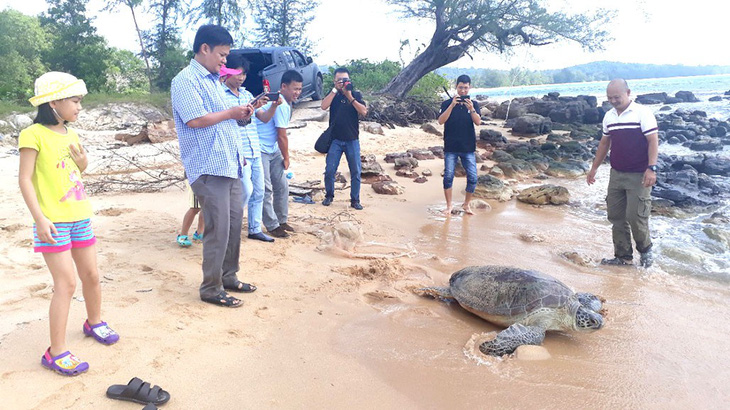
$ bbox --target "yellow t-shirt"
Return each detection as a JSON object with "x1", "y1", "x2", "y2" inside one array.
[{"x1": 18, "y1": 123, "x2": 93, "y2": 222}]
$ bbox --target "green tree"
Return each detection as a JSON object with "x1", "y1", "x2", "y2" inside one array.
[
  {"x1": 104, "y1": 48, "x2": 150, "y2": 93},
  {"x1": 381, "y1": 0, "x2": 611, "y2": 98},
  {"x1": 145, "y1": 0, "x2": 188, "y2": 90},
  {"x1": 105, "y1": 0, "x2": 154, "y2": 91},
  {"x1": 0, "y1": 10, "x2": 49, "y2": 101},
  {"x1": 252, "y1": 0, "x2": 319, "y2": 55},
  {"x1": 40, "y1": 0, "x2": 112, "y2": 92}
]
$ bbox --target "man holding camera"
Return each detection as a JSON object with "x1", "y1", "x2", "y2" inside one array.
[
  {"x1": 321, "y1": 67, "x2": 368, "y2": 210},
  {"x1": 438, "y1": 74, "x2": 481, "y2": 215}
]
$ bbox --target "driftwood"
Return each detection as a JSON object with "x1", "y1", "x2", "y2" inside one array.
[{"x1": 85, "y1": 142, "x2": 185, "y2": 194}]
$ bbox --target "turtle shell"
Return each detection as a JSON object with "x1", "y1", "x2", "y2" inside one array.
[{"x1": 449, "y1": 265, "x2": 574, "y2": 326}]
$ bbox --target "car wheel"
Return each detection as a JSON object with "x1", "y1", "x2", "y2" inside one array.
[{"x1": 312, "y1": 75, "x2": 324, "y2": 100}]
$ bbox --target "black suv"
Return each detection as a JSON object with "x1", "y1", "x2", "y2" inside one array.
[{"x1": 229, "y1": 46, "x2": 324, "y2": 101}]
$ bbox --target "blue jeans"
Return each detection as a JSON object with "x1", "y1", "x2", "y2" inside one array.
[
  {"x1": 324, "y1": 139, "x2": 361, "y2": 203},
  {"x1": 240, "y1": 160, "x2": 253, "y2": 207},
  {"x1": 443, "y1": 152, "x2": 477, "y2": 193},
  {"x1": 242, "y1": 156, "x2": 265, "y2": 234}
]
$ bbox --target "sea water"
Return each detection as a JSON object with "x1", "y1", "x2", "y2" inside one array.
[{"x1": 474, "y1": 74, "x2": 730, "y2": 281}]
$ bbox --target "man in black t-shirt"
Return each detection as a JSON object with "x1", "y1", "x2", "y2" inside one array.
[
  {"x1": 438, "y1": 74, "x2": 481, "y2": 215},
  {"x1": 320, "y1": 67, "x2": 368, "y2": 209}
]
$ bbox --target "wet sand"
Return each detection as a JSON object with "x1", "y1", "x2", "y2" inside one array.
[{"x1": 0, "y1": 110, "x2": 728, "y2": 409}]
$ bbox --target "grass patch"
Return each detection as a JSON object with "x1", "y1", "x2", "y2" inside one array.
[
  {"x1": 0, "y1": 92, "x2": 172, "y2": 118},
  {"x1": 0, "y1": 100, "x2": 34, "y2": 117}
]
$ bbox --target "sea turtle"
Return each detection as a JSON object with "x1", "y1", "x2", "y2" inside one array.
[{"x1": 419, "y1": 265, "x2": 605, "y2": 356}]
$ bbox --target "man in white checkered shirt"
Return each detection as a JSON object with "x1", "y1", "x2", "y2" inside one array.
[{"x1": 171, "y1": 25, "x2": 258, "y2": 308}]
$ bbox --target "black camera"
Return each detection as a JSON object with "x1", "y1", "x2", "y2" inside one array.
[
  {"x1": 458, "y1": 95, "x2": 470, "y2": 102},
  {"x1": 341, "y1": 79, "x2": 354, "y2": 91}
]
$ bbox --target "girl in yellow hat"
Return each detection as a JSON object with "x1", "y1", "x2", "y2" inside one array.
[{"x1": 18, "y1": 72, "x2": 120, "y2": 376}]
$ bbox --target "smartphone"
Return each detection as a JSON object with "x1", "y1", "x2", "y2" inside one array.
[
  {"x1": 458, "y1": 95, "x2": 470, "y2": 101},
  {"x1": 251, "y1": 92, "x2": 281, "y2": 105}
]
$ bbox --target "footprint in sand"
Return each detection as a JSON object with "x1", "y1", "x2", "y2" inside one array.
[
  {"x1": 96, "y1": 207, "x2": 134, "y2": 217},
  {"x1": 0, "y1": 223, "x2": 25, "y2": 233}
]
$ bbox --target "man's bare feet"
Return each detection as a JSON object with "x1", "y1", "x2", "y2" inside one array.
[
  {"x1": 462, "y1": 203, "x2": 474, "y2": 215},
  {"x1": 442, "y1": 206, "x2": 453, "y2": 216}
]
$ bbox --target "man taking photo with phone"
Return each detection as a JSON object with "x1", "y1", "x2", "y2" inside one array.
[
  {"x1": 254, "y1": 70, "x2": 303, "y2": 238},
  {"x1": 320, "y1": 67, "x2": 368, "y2": 210},
  {"x1": 438, "y1": 74, "x2": 481, "y2": 215}
]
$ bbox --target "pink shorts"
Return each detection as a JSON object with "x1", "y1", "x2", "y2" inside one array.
[{"x1": 33, "y1": 219, "x2": 97, "y2": 253}]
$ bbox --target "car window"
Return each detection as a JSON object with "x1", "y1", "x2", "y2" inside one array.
[
  {"x1": 282, "y1": 51, "x2": 295, "y2": 69},
  {"x1": 292, "y1": 51, "x2": 307, "y2": 67}
]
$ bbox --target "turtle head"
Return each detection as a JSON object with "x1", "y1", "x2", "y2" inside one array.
[
  {"x1": 572, "y1": 304, "x2": 604, "y2": 332},
  {"x1": 575, "y1": 292, "x2": 603, "y2": 312}
]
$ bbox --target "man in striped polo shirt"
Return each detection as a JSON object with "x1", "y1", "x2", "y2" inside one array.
[{"x1": 587, "y1": 79, "x2": 659, "y2": 268}]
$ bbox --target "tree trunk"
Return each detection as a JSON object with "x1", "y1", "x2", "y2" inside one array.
[
  {"x1": 381, "y1": 39, "x2": 466, "y2": 99},
  {"x1": 129, "y1": 4, "x2": 154, "y2": 92}
]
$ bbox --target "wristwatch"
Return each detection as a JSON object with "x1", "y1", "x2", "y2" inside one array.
[
  {"x1": 331, "y1": 88, "x2": 337, "y2": 94},
  {"x1": 647, "y1": 165, "x2": 657, "y2": 172}
]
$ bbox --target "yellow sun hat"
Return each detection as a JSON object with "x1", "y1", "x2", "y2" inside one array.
[{"x1": 29, "y1": 72, "x2": 88, "y2": 107}]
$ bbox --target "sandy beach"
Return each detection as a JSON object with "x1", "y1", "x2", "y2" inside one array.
[{"x1": 1, "y1": 102, "x2": 729, "y2": 409}]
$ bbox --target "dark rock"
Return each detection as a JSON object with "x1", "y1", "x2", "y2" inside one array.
[
  {"x1": 545, "y1": 160, "x2": 588, "y2": 178},
  {"x1": 396, "y1": 169, "x2": 419, "y2": 178},
  {"x1": 473, "y1": 174, "x2": 513, "y2": 201},
  {"x1": 491, "y1": 150, "x2": 515, "y2": 162},
  {"x1": 689, "y1": 138, "x2": 723, "y2": 151},
  {"x1": 664, "y1": 97, "x2": 682, "y2": 104},
  {"x1": 512, "y1": 114, "x2": 552, "y2": 135},
  {"x1": 479, "y1": 129, "x2": 507, "y2": 146},
  {"x1": 360, "y1": 154, "x2": 385, "y2": 176},
  {"x1": 636, "y1": 92, "x2": 667, "y2": 105},
  {"x1": 428, "y1": 146, "x2": 445, "y2": 159},
  {"x1": 384, "y1": 152, "x2": 409, "y2": 163},
  {"x1": 371, "y1": 181, "x2": 404, "y2": 195},
  {"x1": 700, "y1": 156, "x2": 730, "y2": 176},
  {"x1": 394, "y1": 157, "x2": 418, "y2": 169},
  {"x1": 709, "y1": 96, "x2": 723, "y2": 102},
  {"x1": 659, "y1": 106, "x2": 672, "y2": 111},
  {"x1": 527, "y1": 100, "x2": 560, "y2": 117},
  {"x1": 517, "y1": 184, "x2": 570, "y2": 205},
  {"x1": 420, "y1": 123, "x2": 442, "y2": 136},
  {"x1": 675, "y1": 91, "x2": 700, "y2": 102},
  {"x1": 413, "y1": 176, "x2": 428, "y2": 183},
  {"x1": 548, "y1": 101, "x2": 587, "y2": 124},
  {"x1": 407, "y1": 149, "x2": 435, "y2": 160},
  {"x1": 497, "y1": 160, "x2": 539, "y2": 179},
  {"x1": 494, "y1": 100, "x2": 528, "y2": 119}
]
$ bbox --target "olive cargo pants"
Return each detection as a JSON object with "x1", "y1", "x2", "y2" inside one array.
[{"x1": 606, "y1": 169, "x2": 653, "y2": 260}]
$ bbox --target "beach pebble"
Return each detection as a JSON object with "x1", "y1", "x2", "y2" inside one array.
[{"x1": 514, "y1": 345, "x2": 551, "y2": 361}]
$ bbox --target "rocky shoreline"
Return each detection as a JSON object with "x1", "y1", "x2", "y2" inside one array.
[{"x1": 1, "y1": 87, "x2": 728, "y2": 213}]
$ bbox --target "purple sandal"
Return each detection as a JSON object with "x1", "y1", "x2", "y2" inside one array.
[
  {"x1": 41, "y1": 348, "x2": 89, "y2": 376},
  {"x1": 83, "y1": 320, "x2": 120, "y2": 345}
]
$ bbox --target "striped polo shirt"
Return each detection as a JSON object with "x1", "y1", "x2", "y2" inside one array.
[
  {"x1": 602, "y1": 101, "x2": 658, "y2": 173},
  {"x1": 223, "y1": 87, "x2": 261, "y2": 159}
]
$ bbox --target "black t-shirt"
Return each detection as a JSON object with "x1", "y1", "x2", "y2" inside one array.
[
  {"x1": 440, "y1": 98, "x2": 480, "y2": 152},
  {"x1": 330, "y1": 91, "x2": 365, "y2": 141}
]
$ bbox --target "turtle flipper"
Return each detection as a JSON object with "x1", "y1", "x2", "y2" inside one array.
[
  {"x1": 416, "y1": 286, "x2": 456, "y2": 303},
  {"x1": 478, "y1": 324, "x2": 546, "y2": 356}
]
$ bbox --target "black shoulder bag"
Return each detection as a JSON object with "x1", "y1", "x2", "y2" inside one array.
[{"x1": 314, "y1": 97, "x2": 351, "y2": 154}]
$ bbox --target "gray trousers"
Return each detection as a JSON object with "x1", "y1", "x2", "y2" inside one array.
[
  {"x1": 606, "y1": 169, "x2": 653, "y2": 260},
  {"x1": 261, "y1": 150, "x2": 288, "y2": 231},
  {"x1": 190, "y1": 175, "x2": 243, "y2": 299}
]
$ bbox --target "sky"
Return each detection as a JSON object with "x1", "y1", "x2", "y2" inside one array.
[{"x1": 2, "y1": 0, "x2": 729, "y2": 70}]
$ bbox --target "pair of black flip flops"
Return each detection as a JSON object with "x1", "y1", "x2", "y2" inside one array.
[{"x1": 107, "y1": 377, "x2": 170, "y2": 409}]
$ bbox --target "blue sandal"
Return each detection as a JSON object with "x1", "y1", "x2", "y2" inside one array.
[{"x1": 176, "y1": 235, "x2": 192, "y2": 247}]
